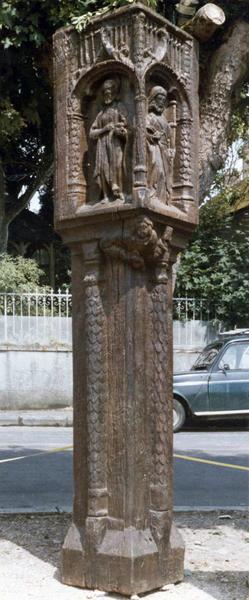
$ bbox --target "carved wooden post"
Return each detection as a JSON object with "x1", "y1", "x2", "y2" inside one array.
[{"x1": 54, "y1": 2, "x2": 199, "y2": 594}]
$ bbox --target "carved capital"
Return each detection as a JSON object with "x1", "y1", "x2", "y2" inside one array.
[{"x1": 99, "y1": 217, "x2": 173, "y2": 275}]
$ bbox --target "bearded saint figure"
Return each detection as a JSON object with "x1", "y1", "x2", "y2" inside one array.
[
  {"x1": 90, "y1": 78, "x2": 128, "y2": 203},
  {"x1": 146, "y1": 86, "x2": 175, "y2": 205}
]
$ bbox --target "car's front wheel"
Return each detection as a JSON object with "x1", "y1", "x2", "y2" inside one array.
[{"x1": 173, "y1": 398, "x2": 186, "y2": 432}]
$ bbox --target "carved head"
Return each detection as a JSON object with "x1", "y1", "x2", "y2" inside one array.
[
  {"x1": 136, "y1": 216, "x2": 153, "y2": 240},
  {"x1": 102, "y1": 78, "x2": 120, "y2": 105},
  {"x1": 148, "y1": 86, "x2": 167, "y2": 115}
]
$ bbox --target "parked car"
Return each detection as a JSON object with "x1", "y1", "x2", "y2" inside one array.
[{"x1": 173, "y1": 330, "x2": 249, "y2": 432}]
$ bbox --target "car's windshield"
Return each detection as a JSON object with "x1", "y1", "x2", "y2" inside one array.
[{"x1": 191, "y1": 343, "x2": 223, "y2": 370}]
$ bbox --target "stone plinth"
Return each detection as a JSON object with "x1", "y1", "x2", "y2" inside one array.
[{"x1": 53, "y1": 3, "x2": 198, "y2": 595}]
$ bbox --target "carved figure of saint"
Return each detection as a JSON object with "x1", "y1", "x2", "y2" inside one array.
[
  {"x1": 146, "y1": 86, "x2": 175, "y2": 204},
  {"x1": 90, "y1": 78, "x2": 128, "y2": 203}
]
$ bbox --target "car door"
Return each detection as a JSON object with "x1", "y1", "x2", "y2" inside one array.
[{"x1": 208, "y1": 341, "x2": 249, "y2": 414}]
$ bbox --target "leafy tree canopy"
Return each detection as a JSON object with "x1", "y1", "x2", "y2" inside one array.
[
  {"x1": 0, "y1": 0, "x2": 148, "y2": 255},
  {"x1": 0, "y1": 0, "x2": 249, "y2": 314},
  {"x1": 0, "y1": 254, "x2": 44, "y2": 292},
  {"x1": 175, "y1": 179, "x2": 249, "y2": 326}
]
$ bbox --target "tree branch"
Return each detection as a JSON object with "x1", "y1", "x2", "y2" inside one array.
[
  {"x1": 5, "y1": 157, "x2": 53, "y2": 223},
  {"x1": 183, "y1": 4, "x2": 225, "y2": 42},
  {"x1": 199, "y1": 19, "x2": 249, "y2": 200},
  {"x1": 0, "y1": 158, "x2": 6, "y2": 220}
]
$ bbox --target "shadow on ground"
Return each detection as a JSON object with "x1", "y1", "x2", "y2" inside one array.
[{"x1": 1, "y1": 513, "x2": 249, "y2": 600}]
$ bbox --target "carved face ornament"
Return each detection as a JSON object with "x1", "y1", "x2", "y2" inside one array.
[
  {"x1": 149, "y1": 86, "x2": 167, "y2": 114},
  {"x1": 102, "y1": 79, "x2": 119, "y2": 105},
  {"x1": 136, "y1": 217, "x2": 153, "y2": 240}
]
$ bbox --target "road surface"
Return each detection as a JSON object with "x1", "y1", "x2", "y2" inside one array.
[{"x1": 0, "y1": 426, "x2": 248, "y2": 512}]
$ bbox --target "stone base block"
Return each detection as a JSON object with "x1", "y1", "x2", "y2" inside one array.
[{"x1": 62, "y1": 521, "x2": 185, "y2": 595}]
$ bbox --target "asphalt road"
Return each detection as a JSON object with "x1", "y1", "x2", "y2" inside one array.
[
  {"x1": 0, "y1": 426, "x2": 248, "y2": 512},
  {"x1": 174, "y1": 428, "x2": 249, "y2": 510}
]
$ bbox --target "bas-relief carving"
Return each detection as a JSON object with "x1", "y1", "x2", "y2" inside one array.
[
  {"x1": 146, "y1": 86, "x2": 175, "y2": 205},
  {"x1": 89, "y1": 78, "x2": 128, "y2": 204},
  {"x1": 100, "y1": 27, "x2": 133, "y2": 69},
  {"x1": 65, "y1": 15, "x2": 195, "y2": 212},
  {"x1": 100, "y1": 216, "x2": 173, "y2": 273},
  {"x1": 87, "y1": 79, "x2": 176, "y2": 207}
]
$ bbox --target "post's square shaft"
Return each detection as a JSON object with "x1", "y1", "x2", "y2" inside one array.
[{"x1": 53, "y1": 3, "x2": 199, "y2": 594}]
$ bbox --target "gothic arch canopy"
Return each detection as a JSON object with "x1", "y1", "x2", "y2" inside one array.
[{"x1": 54, "y1": 1, "x2": 199, "y2": 224}]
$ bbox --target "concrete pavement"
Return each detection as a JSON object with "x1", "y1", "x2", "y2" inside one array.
[
  {"x1": 0, "y1": 512, "x2": 248, "y2": 600},
  {"x1": 0, "y1": 408, "x2": 73, "y2": 427}
]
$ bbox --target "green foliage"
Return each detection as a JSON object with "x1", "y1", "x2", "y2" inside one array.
[
  {"x1": 0, "y1": 0, "x2": 157, "y2": 234},
  {"x1": 0, "y1": 254, "x2": 44, "y2": 292},
  {"x1": 0, "y1": 0, "x2": 249, "y2": 298},
  {"x1": 0, "y1": 0, "x2": 75, "y2": 48},
  {"x1": 175, "y1": 188, "x2": 249, "y2": 327},
  {"x1": 72, "y1": 0, "x2": 127, "y2": 31},
  {"x1": 0, "y1": 5, "x2": 53, "y2": 227},
  {"x1": 0, "y1": 1, "x2": 77, "y2": 244},
  {"x1": 0, "y1": 0, "x2": 156, "y2": 48},
  {"x1": 0, "y1": 99, "x2": 26, "y2": 143},
  {"x1": 72, "y1": 0, "x2": 157, "y2": 31}
]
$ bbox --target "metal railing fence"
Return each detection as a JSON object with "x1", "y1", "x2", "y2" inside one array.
[
  {"x1": 0, "y1": 291, "x2": 216, "y2": 320},
  {"x1": 173, "y1": 297, "x2": 219, "y2": 348},
  {"x1": 173, "y1": 296, "x2": 217, "y2": 322},
  {"x1": 0, "y1": 289, "x2": 72, "y2": 318},
  {"x1": 0, "y1": 290, "x2": 219, "y2": 348},
  {"x1": 0, "y1": 289, "x2": 72, "y2": 346}
]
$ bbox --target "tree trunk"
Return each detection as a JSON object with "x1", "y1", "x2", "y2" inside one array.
[
  {"x1": 199, "y1": 19, "x2": 249, "y2": 201},
  {"x1": 0, "y1": 155, "x2": 53, "y2": 253},
  {"x1": 0, "y1": 158, "x2": 8, "y2": 255},
  {"x1": 0, "y1": 217, "x2": 9, "y2": 255}
]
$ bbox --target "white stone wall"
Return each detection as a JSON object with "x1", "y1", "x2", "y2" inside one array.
[
  {"x1": 0, "y1": 317, "x2": 220, "y2": 409},
  {"x1": 173, "y1": 319, "x2": 220, "y2": 372},
  {"x1": 0, "y1": 349, "x2": 72, "y2": 410},
  {"x1": 0, "y1": 315, "x2": 72, "y2": 347},
  {"x1": 173, "y1": 350, "x2": 200, "y2": 373}
]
